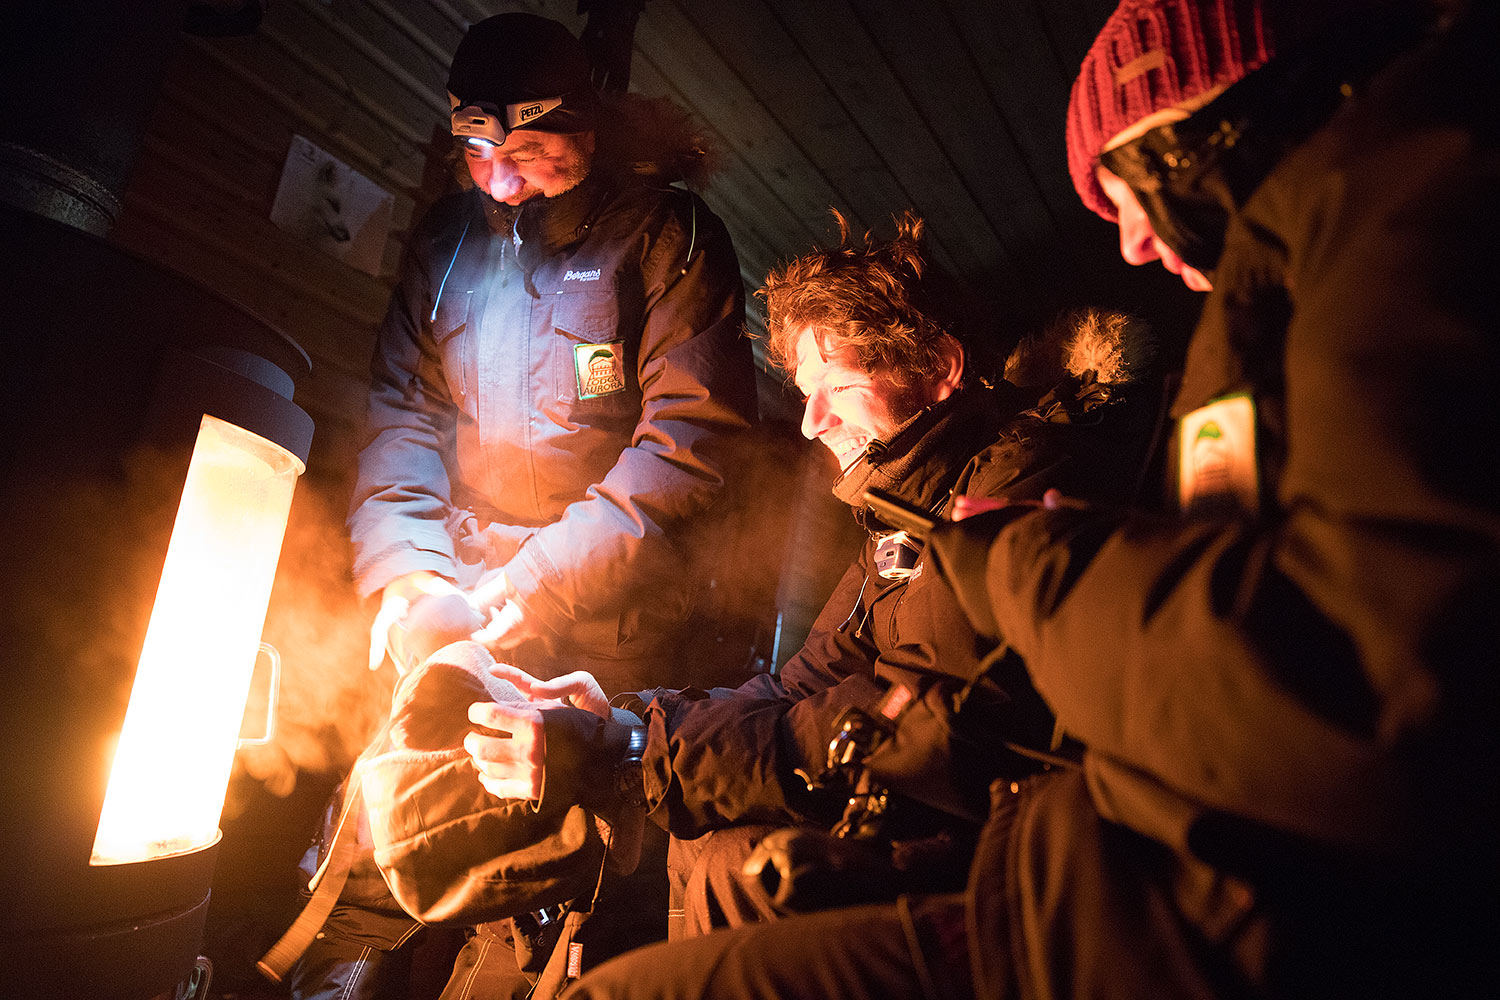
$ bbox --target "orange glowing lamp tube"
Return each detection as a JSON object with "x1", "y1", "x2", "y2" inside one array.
[{"x1": 91, "y1": 414, "x2": 304, "y2": 866}]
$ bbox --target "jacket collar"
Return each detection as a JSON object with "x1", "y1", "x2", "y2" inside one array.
[
  {"x1": 833, "y1": 383, "x2": 1025, "y2": 529},
  {"x1": 476, "y1": 165, "x2": 611, "y2": 255},
  {"x1": 519, "y1": 168, "x2": 610, "y2": 258}
]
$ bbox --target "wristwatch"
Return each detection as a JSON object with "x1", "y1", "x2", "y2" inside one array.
[{"x1": 613, "y1": 725, "x2": 649, "y2": 808}]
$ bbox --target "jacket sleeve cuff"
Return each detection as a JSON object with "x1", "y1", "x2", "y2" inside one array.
[
  {"x1": 502, "y1": 545, "x2": 570, "y2": 632},
  {"x1": 354, "y1": 537, "x2": 459, "y2": 598},
  {"x1": 536, "y1": 705, "x2": 644, "y2": 815}
]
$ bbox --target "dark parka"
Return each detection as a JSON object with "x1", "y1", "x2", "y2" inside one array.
[
  {"x1": 937, "y1": 9, "x2": 1499, "y2": 998},
  {"x1": 348, "y1": 125, "x2": 756, "y2": 676},
  {"x1": 626, "y1": 314, "x2": 1160, "y2": 840}
]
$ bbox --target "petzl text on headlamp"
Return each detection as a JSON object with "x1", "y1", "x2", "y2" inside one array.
[{"x1": 451, "y1": 97, "x2": 563, "y2": 146}]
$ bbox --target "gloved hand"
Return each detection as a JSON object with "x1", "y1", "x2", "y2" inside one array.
[
  {"x1": 465, "y1": 700, "x2": 639, "y2": 812},
  {"x1": 368, "y1": 572, "x2": 484, "y2": 674},
  {"x1": 740, "y1": 828, "x2": 897, "y2": 914}
]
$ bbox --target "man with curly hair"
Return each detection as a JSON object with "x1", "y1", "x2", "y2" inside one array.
[
  {"x1": 464, "y1": 208, "x2": 1161, "y2": 944},
  {"x1": 563, "y1": 0, "x2": 1498, "y2": 996}
]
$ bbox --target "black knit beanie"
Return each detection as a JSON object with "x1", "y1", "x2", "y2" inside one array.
[{"x1": 446, "y1": 13, "x2": 601, "y2": 133}]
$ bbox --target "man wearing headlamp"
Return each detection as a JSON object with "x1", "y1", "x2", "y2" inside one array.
[
  {"x1": 301, "y1": 11, "x2": 757, "y2": 1000},
  {"x1": 448, "y1": 93, "x2": 595, "y2": 207},
  {"x1": 350, "y1": 9, "x2": 755, "y2": 698}
]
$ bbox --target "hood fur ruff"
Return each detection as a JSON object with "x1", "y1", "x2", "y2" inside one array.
[
  {"x1": 1002, "y1": 308, "x2": 1155, "y2": 392},
  {"x1": 594, "y1": 92, "x2": 720, "y2": 188}
]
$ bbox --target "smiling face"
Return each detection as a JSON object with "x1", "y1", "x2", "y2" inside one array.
[
  {"x1": 792, "y1": 326, "x2": 945, "y2": 473},
  {"x1": 460, "y1": 129, "x2": 594, "y2": 206}
]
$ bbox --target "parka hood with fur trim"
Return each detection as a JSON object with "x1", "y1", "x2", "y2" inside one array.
[{"x1": 833, "y1": 308, "x2": 1157, "y2": 519}]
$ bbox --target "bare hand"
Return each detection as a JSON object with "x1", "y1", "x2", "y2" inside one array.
[
  {"x1": 369, "y1": 572, "x2": 470, "y2": 672},
  {"x1": 465, "y1": 700, "x2": 545, "y2": 801},
  {"x1": 472, "y1": 600, "x2": 541, "y2": 652},
  {"x1": 489, "y1": 664, "x2": 610, "y2": 719},
  {"x1": 951, "y1": 488, "x2": 1082, "y2": 522},
  {"x1": 950, "y1": 495, "x2": 1008, "y2": 522}
]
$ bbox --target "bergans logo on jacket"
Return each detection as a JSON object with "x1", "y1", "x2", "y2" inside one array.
[{"x1": 564, "y1": 268, "x2": 602, "y2": 282}]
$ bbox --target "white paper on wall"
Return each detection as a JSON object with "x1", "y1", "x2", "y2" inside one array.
[{"x1": 270, "y1": 135, "x2": 393, "y2": 277}]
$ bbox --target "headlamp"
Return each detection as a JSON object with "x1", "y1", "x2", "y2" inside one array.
[
  {"x1": 873, "y1": 530, "x2": 923, "y2": 581},
  {"x1": 450, "y1": 96, "x2": 564, "y2": 147}
]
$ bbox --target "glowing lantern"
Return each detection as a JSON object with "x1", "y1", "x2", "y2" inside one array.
[{"x1": 91, "y1": 414, "x2": 303, "y2": 866}]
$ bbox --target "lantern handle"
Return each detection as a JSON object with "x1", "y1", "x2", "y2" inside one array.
[{"x1": 239, "y1": 641, "x2": 280, "y2": 747}]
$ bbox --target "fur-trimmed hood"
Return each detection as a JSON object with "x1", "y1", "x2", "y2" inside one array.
[
  {"x1": 834, "y1": 307, "x2": 1156, "y2": 519},
  {"x1": 1002, "y1": 308, "x2": 1155, "y2": 395},
  {"x1": 593, "y1": 92, "x2": 720, "y2": 188}
]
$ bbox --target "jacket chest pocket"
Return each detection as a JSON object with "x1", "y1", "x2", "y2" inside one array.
[
  {"x1": 551, "y1": 290, "x2": 634, "y2": 409},
  {"x1": 431, "y1": 289, "x2": 475, "y2": 400}
]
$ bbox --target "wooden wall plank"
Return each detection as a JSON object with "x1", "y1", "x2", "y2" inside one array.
[
  {"x1": 366, "y1": 0, "x2": 468, "y2": 64},
  {"x1": 288, "y1": 0, "x2": 452, "y2": 119},
  {"x1": 122, "y1": 146, "x2": 392, "y2": 323},
  {"x1": 184, "y1": 34, "x2": 428, "y2": 196},
  {"x1": 256, "y1": 12, "x2": 432, "y2": 151}
]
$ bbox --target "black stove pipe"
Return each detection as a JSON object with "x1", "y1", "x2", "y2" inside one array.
[{"x1": 0, "y1": 3, "x2": 312, "y2": 997}]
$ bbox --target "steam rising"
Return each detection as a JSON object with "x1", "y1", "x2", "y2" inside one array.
[{"x1": 228, "y1": 475, "x2": 387, "y2": 814}]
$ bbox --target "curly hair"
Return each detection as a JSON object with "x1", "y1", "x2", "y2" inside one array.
[{"x1": 759, "y1": 210, "x2": 958, "y2": 388}]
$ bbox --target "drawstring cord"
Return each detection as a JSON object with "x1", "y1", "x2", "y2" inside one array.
[
  {"x1": 430, "y1": 214, "x2": 473, "y2": 322},
  {"x1": 837, "y1": 573, "x2": 872, "y2": 635}
]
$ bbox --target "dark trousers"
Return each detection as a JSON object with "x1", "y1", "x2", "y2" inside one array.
[
  {"x1": 287, "y1": 904, "x2": 464, "y2": 1000},
  {"x1": 437, "y1": 822, "x2": 671, "y2": 999},
  {"x1": 561, "y1": 893, "x2": 972, "y2": 1000}
]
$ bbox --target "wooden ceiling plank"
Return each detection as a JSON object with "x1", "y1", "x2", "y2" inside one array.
[
  {"x1": 631, "y1": 2, "x2": 852, "y2": 240},
  {"x1": 675, "y1": 0, "x2": 908, "y2": 236},
  {"x1": 185, "y1": 35, "x2": 427, "y2": 195},
  {"x1": 685, "y1": 0, "x2": 996, "y2": 282},
  {"x1": 750, "y1": 0, "x2": 1020, "y2": 283},
  {"x1": 940, "y1": 0, "x2": 1099, "y2": 227},
  {"x1": 829, "y1": 2, "x2": 1056, "y2": 268},
  {"x1": 626, "y1": 54, "x2": 800, "y2": 267}
]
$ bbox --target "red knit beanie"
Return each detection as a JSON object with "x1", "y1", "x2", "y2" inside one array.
[{"x1": 1066, "y1": 0, "x2": 1274, "y2": 220}]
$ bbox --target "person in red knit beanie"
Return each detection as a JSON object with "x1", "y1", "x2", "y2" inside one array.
[
  {"x1": 1067, "y1": 0, "x2": 1275, "y2": 291},
  {"x1": 557, "y1": 0, "x2": 1499, "y2": 997}
]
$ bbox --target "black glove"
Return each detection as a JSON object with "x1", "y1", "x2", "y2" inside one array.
[
  {"x1": 740, "y1": 828, "x2": 900, "y2": 914},
  {"x1": 538, "y1": 704, "x2": 644, "y2": 815}
]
